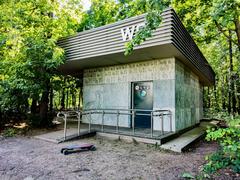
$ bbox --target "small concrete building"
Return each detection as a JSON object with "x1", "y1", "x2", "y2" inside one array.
[{"x1": 58, "y1": 8, "x2": 215, "y2": 136}]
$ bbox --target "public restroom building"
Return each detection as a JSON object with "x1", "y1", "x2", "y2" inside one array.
[{"x1": 58, "y1": 8, "x2": 215, "y2": 135}]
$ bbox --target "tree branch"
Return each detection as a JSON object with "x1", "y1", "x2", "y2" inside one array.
[
  {"x1": 214, "y1": 20, "x2": 239, "y2": 47},
  {"x1": 234, "y1": 18, "x2": 240, "y2": 51}
]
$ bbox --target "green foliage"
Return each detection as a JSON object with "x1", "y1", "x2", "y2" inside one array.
[
  {"x1": 78, "y1": 0, "x2": 148, "y2": 31},
  {"x1": 204, "y1": 109, "x2": 240, "y2": 127},
  {"x1": 0, "y1": 0, "x2": 82, "y2": 126},
  {"x1": 173, "y1": 0, "x2": 240, "y2": 115},
  {"x1": 227, "y1": 116, "x2": 240, "y2": 127},
  {"x1": 181, "y1": 172, "x2": 195, "y2": 179},
  {"x1": 2, "y1": 128, "x2": 17, "y2": 137},
  {"x1": 125, "y1": 0, "x2": 170, "y2": 55},
  {"x1": 0, "y1": 0, "x2": 80, "y2": 85},
  {"x1": 181, "y1": 171, "x2": 211, "y2": 180},
  {"x1": 204, "y1": 127, "x2": 240, "y2": 173}
]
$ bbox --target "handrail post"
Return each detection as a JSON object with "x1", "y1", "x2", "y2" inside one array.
[
  {"x1": 132, "y1": 110, "x2": 135, "y2": 135},
  {"x1": 89, "y1": 112, "x2": 91, "y2": 133},
  {"x1": 116, "y1": 110, "x2": 119, "y2": 133},
  {"x1": 102, "y1": 110, "x2": 105, "y2": 132},
  {"x1": 77, "y1": 111, "x2": 81, "y2": 136},
  {"x1": 64, "y1": 114, "x2": 67, "y2": 140},
  {"x1": 151, "y1": 111, "x2": 153, "y2": 138},
  {"x1": 169, "y1": 111, "x2": 172, "y2": 132},
  {"x1": 161, "y1": 113, "x2": 164, "y2": 135}
]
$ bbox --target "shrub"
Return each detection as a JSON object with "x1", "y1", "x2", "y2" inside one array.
[
  {"x1": 2, "y1": 128, "x2": 17, "y2": 137},
  {"x1": 204, "y1": 127, "x2": 240, "y2": 173}
]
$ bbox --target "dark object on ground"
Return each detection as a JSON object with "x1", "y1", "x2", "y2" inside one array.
[
  {"x1": 217, "y1": 120, "x2": 228, "y2": 128},
  {"x1": 61, "y1": 143, "x2": 96, "y2": 155}
]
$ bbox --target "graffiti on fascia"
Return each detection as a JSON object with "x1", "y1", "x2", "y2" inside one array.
[{"x1": 121, "y1": 22, "x2": 145, "y2": 41}]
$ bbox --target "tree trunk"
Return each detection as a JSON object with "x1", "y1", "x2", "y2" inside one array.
[
  {"x1": 234, "y1": 18, "x2": 240, "y2": 52},
  {"x1": 39, "y1": 79, "x2": 50, "y2": 127},
  {"x1": 49, "y1": 87, "x2": 53, "y2": 112},
  {"x1": 72, "y1": 91, "x2": 76, "y2": 109},
  {"x1": 222, "y1": 76, "x2": 226, "y2": 110},
  {"x1": 60, "y1": 89, "x2": 65, "y2": 110},
  {"x1": 228, "y1": 30, "x2": 237, "y2": 114},
  {"x1": 232, "y1": 80, "x2": 237, "y2": 114},
  {"x1": 228, "y1": 76, "x2": 232, "y2": 114},
  {"x1": 31, "y1": 97, "x2": 38, "y2": 114},
  {"x1": 60, "y1": 78, "x2": 66, "y2": 110},
  {"x1": 236, "y1": 75, "x2": 240, "y2": 114},
  {"x1": 214, "y1": 84, "x2": 218, "y2": 110}
]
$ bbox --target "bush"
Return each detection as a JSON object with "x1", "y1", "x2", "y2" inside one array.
[
  {"x1": 2, "y1": 128, "x2": 17, "y2": 137},
  {"x1": 204, "y1": 127, "x2": 240, "y2": 173}
]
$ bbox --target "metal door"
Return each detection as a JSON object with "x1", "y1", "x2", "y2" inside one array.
[{"x1": 132, "y1": 81, "x2": 153, "y2": 128}]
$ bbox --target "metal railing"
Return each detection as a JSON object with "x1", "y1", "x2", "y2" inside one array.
[{"x1": 57, "y1": 108, "x2": 172, "y2": 140}]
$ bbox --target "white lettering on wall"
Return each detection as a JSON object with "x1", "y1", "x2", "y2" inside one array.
[{"x1": 121, "y1": 22, "x2": 145, "y2": 41}]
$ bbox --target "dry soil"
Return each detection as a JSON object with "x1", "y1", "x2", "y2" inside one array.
[{"x1": 0, "y1": 135, "x2": 226, "y2": 180}]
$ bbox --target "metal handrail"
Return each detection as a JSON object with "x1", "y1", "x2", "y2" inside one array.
[{"x1": 57, "y1": 108, "x2": 172, "y2": 140}]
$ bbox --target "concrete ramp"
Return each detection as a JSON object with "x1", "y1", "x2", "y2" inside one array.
[
  {"x1": 160, "y1": 127, "x2": 205, "y2": 152},
  {"x1": 34, "y1": 128, "x2": 95, "y2": 143},
  {"x1": 160, "y1": 121, "x2": 216, "y2": 152}
]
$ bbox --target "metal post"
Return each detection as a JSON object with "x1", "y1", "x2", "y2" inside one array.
[
  {"x1": 150, "y1": 112, "x2": 153, "y2": 138},
  {"x1": 77, "y1": 111, "x2": 81, "y2": 136},
  {"x1": 161, "y1": 113, "x2": 164, "y2": 135},
  {"x1": 102, "y1": 111, "x2": 104, "y2": 132},
  {"x1": 116, "y1": 110, "x2": 119, "y2": 133},
  {"x1": 132, "y1": 111, "x2": 135, "y2": 135},
  {"x1": 64, "y1": 114, "x2": 67, "y2": 140},
  {"x1": 169, "y1": 112, "x2": 172, "y2": 132},
  {"x1": 88, "y1": 113, "x2": 91, "y2": 133}
]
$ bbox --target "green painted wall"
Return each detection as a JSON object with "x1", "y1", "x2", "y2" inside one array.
[{"x1": 175, "y1": 60, "x2": 203, "y2": 131}]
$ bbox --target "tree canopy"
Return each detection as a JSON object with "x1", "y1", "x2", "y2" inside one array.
[{"x1": 0, "y1": 0, "x2": 82, "y2": 125}]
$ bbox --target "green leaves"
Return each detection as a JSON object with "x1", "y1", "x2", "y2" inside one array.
[
  {"x1": 124, "y1": 0, "x2": 170, "y2": 55},
  {"x1": 205, "y1": 127, "x2": 240, "y2": 173},
  {"x1": 0, "y1": 0, "x2": 82, "y2": 110},
  {"x1": 181, "y1": 172, "x2": 195, "y2": 179}
]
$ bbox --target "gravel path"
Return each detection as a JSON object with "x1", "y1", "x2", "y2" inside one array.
[{"x1": 0, "y1": 136, "x2": 219, "y2": 180}]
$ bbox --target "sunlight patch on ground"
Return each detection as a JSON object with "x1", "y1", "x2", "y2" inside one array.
[{"x1": 13, "y1": 123, "x2": 27, "y2": 129}]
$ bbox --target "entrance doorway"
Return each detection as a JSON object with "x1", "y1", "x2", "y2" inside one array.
[{"x1": 132, "y1": 81, "x2": 153, "y2": 128}]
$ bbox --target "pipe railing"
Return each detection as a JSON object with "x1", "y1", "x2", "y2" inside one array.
[{"x1": 57, "y1": 108, "x2": 172, "y2": 141}]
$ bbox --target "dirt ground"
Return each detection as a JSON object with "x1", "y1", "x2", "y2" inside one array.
[{"x1": 0, "y1": 134, "x2": 231, "y2": 180}]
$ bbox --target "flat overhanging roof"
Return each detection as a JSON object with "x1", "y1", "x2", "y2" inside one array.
[{"x1": 58, "y1": 8, "x2": 215, "y2": 86}]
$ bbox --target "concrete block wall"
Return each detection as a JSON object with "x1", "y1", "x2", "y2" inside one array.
[
  {"x1": 82, "y1": 57, "x2": 203, "y2": 132},
  {"x1": 82, "y1": 58, "x2": 176, "y2": 130}
]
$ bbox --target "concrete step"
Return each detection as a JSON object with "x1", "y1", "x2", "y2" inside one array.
[
  {"x1": 160, "y1": 126, "x2": 206, "y2": 152},
  {"x1": 160, "y1": 120, "x2": 218, "y2": 152}
]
